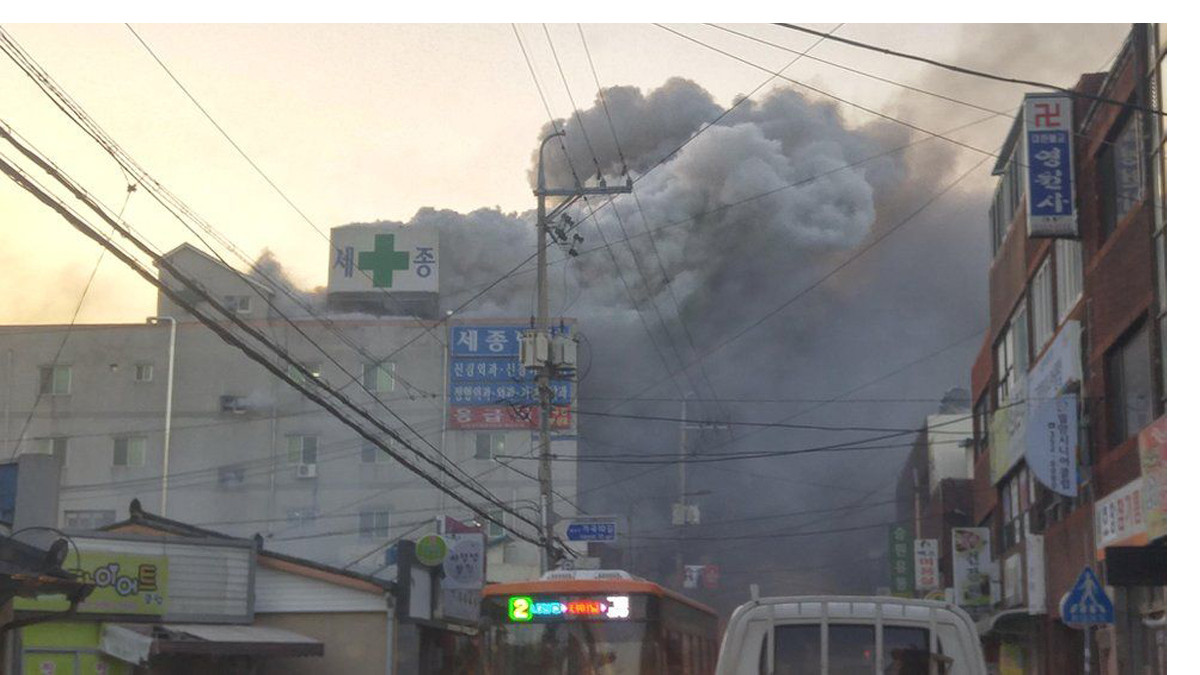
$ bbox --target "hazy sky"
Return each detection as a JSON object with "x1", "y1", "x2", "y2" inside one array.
[{"x1": 0, "y1": 23, "x2": 1130, "y2": 324}]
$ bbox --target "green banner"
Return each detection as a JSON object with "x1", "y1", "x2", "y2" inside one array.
[
  {"x1": 889, "y1": 525, "x2": 914, "y2": 597},
  {"x1": 16, "y1": 551, "x2": 168, "y2": 616}
]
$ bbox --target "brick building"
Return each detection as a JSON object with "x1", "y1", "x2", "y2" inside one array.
[{"x1": 968, "y1": 24, "x2": 1165, "y2": 675}]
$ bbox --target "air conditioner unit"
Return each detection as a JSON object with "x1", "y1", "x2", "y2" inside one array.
[
  {"x1": 519, "y1": 330, "x2": 549, "y2": 369},
  {"x1": 296, "y1": 464, "x2": 318, "y2": 479}
]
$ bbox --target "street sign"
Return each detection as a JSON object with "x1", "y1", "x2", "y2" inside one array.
[
  {"x1": 566, "y1": 521, "x2": 617, "y2": 542},
  {"x1": 1061, "y1": 567, "x2": 1114, "y2": 625}
]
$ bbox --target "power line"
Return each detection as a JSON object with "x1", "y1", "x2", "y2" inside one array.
[
  {"x1": 772, "y1": 23, "x2": 1164, "y2": 117},
  {"x1": 0, "y1": 140, "x2": 541, "y2": 545}
]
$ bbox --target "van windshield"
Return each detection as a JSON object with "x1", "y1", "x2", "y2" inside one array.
[{"x1": 767, "y1": 624, "x2": 950, "y2": 674}]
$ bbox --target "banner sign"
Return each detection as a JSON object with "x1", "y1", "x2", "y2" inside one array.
[
  {"x1": 952, "y1": 528, "x2": 994, "y2": 609},
  {"x1": 16, "y1": 552, "x2": 168, "y2": 615},
  {"x1": 888, "y1": 525, "x2": 914, "y2": 597},
  {"x1": 566, "y1": 521, "x2": 617, "y2": 543},
  {"x1": 1139, "y1": 415, "x2": 1166, "y2": 541},
  {"x1": 329, "y1": 225, "x2": 438, "y2": 293},
  {"x1": 448, "y1": 322, "x2": 574, "y2": 431},
  {"x1": 1095, "y1": 478, "x2": 1147, "y2": 560},
  {"x1": 914, "y1": 539, "x2": 939, "y2": 592},
  {"x1": 1025, "y1": 321, "x2": 1082, "y2": 495},
  {"x1": 1024, "y1": 94, "x2": 1078, "y2": 237},
  {"x1": 989, "y1": 401, "x2": 1027, "y2": 485}
]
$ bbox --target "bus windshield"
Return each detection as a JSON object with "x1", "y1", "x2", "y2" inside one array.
[{"x1": 485, "y1": 620, "x2": 653, "y2": 675}]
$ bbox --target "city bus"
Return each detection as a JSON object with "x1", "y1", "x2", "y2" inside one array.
[{"x1": 480, "y1": 570, "x2": 720, "y2": 675}]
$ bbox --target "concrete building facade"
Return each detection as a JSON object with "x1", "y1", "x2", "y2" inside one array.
[{"x1": 0, "y1": 232, "x2": 578, "y2": 580}]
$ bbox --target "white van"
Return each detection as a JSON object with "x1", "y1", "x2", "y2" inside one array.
[{"x1": 715, "y1": 595, "x2": 987, "y2": 675}]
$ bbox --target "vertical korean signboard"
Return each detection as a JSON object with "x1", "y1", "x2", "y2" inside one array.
[
  {"x1": 889, "y1": 525, "x2": 914, "y2": 598},
  {"x1": 1139, "y1": 415, "x2": 1166, "y2": 541},
  {"x1": 1024, "y1": 94, "x2": 1078, "y2": 238},
  {"x1": 1094, "y1": 478, "x2": 1147, "y2": 560},
  {"x1": 952, "y1": 527, "x2": 994, "y2": 609},
  {"x1": 1025, "y1": 321, "x2": 1082, "y2": 496},
  {"x1": 914, "y1": 539, "x2": 940, "y2": 593},
  {"x1": 448, "y1": 323, "x2": 574, "y2": 431}
]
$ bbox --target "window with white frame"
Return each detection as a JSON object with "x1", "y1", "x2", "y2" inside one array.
[
  {"x1": 1100, "y1": 111, "x2": 1145, "y2": 238},
  {"x1": 223, "y1": 295, "x2": 252, "y2": 313},
  {"x1": 134, "y1": 363, "x2": 154, "y2": 382},
  {"x1": 995, "y1": 299, "x2": 1029, "y2": 405},
  {"x1": 113, "y1": 436, "x2": 146, "y2": 467},
  {"x1": 287, "y1": 435, "x2": 318, "y2": 465},
  {"x1": 38, "y1": 365, "x2": 71, "y2": 395},
  {"x1": 1055, "y1": 239, "x2": 1083, "y2": 325},
  {"x1": 486, "y1": 509, "x2": 506, "y2": 538},
  {"x1": 1107, "y1": 323, "x2": 1153, "y2": 444},
  {"x1": 63, "y1": 509, "x2": 116, "y2": 530},
  {"x1": 474, "y1": 433, "x2": 505, "y2": 460},
  {"x1": 362, "y1": 362, "x2": 395, "y2": 393},
  {"x1": 1000, "y1": 465, "x2": 1031, "y2": 551},
  {"x1": 359, "y1": 510, "x2": 389, "y2": 538},
  {"x1": 1030, "y1": 259, "x2": 1054, "y2": 354},
  {"x1": 33, "y1": 436, "x2": 68, "y2": 464}
]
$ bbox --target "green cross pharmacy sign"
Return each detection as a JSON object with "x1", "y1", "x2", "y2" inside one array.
[{"x1": 329, "y1": 226, "x2": 438, "y2": 293}]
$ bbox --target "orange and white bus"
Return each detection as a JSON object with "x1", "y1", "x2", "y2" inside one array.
[{"x1": 480, "y1": 570, "x2": 720, "y2": 675}]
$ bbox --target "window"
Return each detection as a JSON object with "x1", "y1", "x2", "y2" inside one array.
[
  {"x1": 218, "y1": 465, "x2": 245, "y2": 488},
  {"x1": 995, "y1": 299, "x2": 1028, "y2": 405},
  {"x1": 38, "y1": 365, "x2": 71, "y2": 395},
  {"x1": 1055, "y1": 238, "x2": 1083, "y2": 324},
  {"x1": 989, "y1": 140, "x2": 1026, "y2": 257},
  {"x1": 1100, "y1": 112, "x2": 1144, "y2": 238},
  {"x1": 287, "y1": 435, "x2": 318, "y2": 465},
  {"x1": 486, "y1": 509, "x2": 505, "y2": 538},
  {"x1": 113, "y1": 437, "x2": 147, "y2": 467},
  {"x1": 286, "y1": 507, "x2": 317, "y2": 527},
  {"x1": 223, "y1": 295, "x2": 252, "y2": 313},
  {"x1": 134, "y1": 363, "x2": 154, "y2": 382},
  {"x1": 359, "y1": 510, "x2": 389, "y2": 538},
  {"x1": 63, "y1": 509, "x2": 116, "y2": 530},
  {"x1": 1030, "y1": 259, "x2": 1054, "y2": 354},
  {"x1": 973, "y1": 393, "x2": 990, "y2": 458},
  {"x1": 1000, "y1": 465, "x2": 1031, "y2": 551},
  {"x1": 1107, "y1": 323, "x2": 1153, "y2": 444},
  {"x1": 362, "y1": 362, "x2": 395, "y2": 393},
  {"x1": 32, "y1": 437, "x2": 68, "y2": 464},
  {"x1": 361, "y1": 440, "x2": 381, "y2": 463},
  {"x1": 474, "y1": 432, "x2": 505, "y2": 460},
  {"x1": 287, "y1": 361, "x2": 322, "y2": 383}
]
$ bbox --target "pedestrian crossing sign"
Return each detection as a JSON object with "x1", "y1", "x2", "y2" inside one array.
[{"x1": 1061, "y1": 567, "x2": 1114, "y2": 625}]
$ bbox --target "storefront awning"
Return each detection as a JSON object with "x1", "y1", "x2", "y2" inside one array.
[{"x1": 102, "y1": 622, "x2": 323, "y2": 663}]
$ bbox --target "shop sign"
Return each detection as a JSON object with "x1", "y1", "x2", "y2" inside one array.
[
  {"x1": 1025, "y1": 321, "x2": 1082, "y2": 496},
  {"x1": 914, "y1": 539, "x2": 939, "y2": 592},
  {"x1": 1094, "y1": 478, "x2": 1147, "y2": 560},
  {"x1": 15, "y1": 552, "x2": 168, "y2": 616},
  {"x1": 1024, "y1": 94, "x2": 1078, "y2": 237},
  {"x1": 1026, "y1": 533, "x2": 1047, "y2": 615},
  {"x1": 888, "y1": 525, "x2": 914, "y2": 597},
  {"x1": 951, "y1": 527, "x2": 993, "y2": 609},
  {"x1": 989, "y1": 402, "x2": 1027, "y2": 485},
  {"x1": 1139, "y1": 415, "x2": 1166, "y2": 540}
]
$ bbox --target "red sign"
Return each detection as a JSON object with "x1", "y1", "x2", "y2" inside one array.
[{"x1": 449, "y1": 405, "x2": 572, "y2": 430}]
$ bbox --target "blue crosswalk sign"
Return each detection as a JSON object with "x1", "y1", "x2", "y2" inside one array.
[{"x1": 1061, "y1": 567, "x2": 1114, "y2": 625}]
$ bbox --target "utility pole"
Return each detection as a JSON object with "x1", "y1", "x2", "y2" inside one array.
[{"x1": 530, "y1": 131, "x2": 630, "y2": 572}]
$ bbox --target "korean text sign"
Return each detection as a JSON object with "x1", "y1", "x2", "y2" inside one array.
[
  {"x1": 952, "y1": 527, "x2": 993, "y2": 609},
  {"x1": 15, "y1": 551, "x2": 168, "y2": 615},
  {"x1": 1024, "y1": 94, "x2": 1078, "y2": 237},
  {"x1": 449, "y1": 323, "x2": 574, "y2": 431},
  {"x1": 888, "y1": 525, "x2": 914, "y2": 597}
]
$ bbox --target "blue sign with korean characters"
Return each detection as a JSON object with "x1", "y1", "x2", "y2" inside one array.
[
  {"x1": 448, "y1": 322, "x2": 575, "y2": 431},
  {"x1": 1024, "y1": 93, "x2": 1078, "y2": 238},
  {"x1": 1061, "y1": 567, "x2": 1114, "y2": 625},
  {"x1": 566, "y1": 521, "x2": 618, "y2": 543}
]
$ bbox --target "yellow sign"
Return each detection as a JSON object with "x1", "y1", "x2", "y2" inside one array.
[
  {"x1": 16, "y1": 552, "x2": 168, "y2": 615},
  {"x1": 999, "y1": 642, "x2": 1025, "y2": 675}
]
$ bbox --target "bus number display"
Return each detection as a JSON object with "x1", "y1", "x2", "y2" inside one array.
[{"x1": 507, "y1": 595, "x2": 631, "y2": 622}]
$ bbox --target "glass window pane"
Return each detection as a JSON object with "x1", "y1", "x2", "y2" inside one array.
[
  {"x1": 773, "y1": 624, "x2": 821, "y2": 673},
  {"x1": 1119, "y1": 326, "x2": 1153, "y2": 438},
  {"x1": 883, "y1": 626, "x2": 931, "y2": 675},
  {"x1": 828, "y1": 624, "x2": 875, "y2": 674}
]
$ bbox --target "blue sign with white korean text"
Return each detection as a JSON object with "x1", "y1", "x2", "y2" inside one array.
[
  {"x1": 449, "y1": 382, "x2": 573, "y2": 406},
  {"x1": 449, "y1": 322, "x2": 575, "y2": 431},
  {"x1": 1061, "y1": 567, "x2": 1114, "y2": 625},
  {"x1": 566, "y1": 521, "x2": 618, "y2": 542},
  {"x1": 1024, "y1": 94, "x2": 1078, "y2": 238}
]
